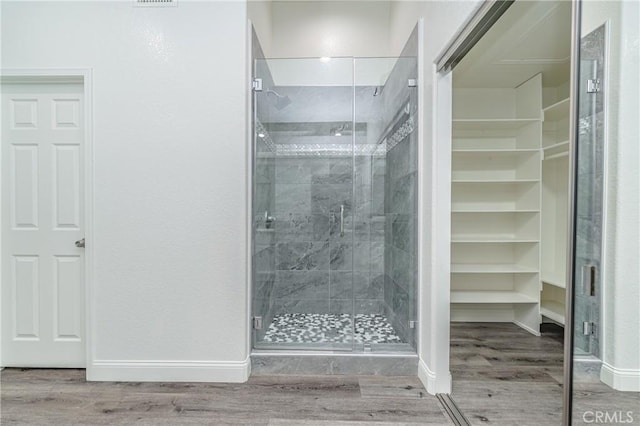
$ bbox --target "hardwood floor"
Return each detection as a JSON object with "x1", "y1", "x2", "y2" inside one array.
[
  {"x1": 3, "y1": 324, "x2": 638, "y2": 425},
  {"x1": 450, "y1": 322, "x2": 565, "y2": 425},
  {"x1": 0, "y1": 369, "x2": 452, "y2": 425},
  {"x1": 450, "y1": 322, "x2": 640, "y2": 426}
]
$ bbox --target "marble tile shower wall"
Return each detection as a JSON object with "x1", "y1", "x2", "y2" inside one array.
[
  {"x1": 383, "y1": 129, "x2": 417, "y2": 347},
  {"x1": 271, "y1": 155, "x2": 387, "y2": 316},
  {"x1": 381, "y1": 28, "x2": 419, "y2": 348}
]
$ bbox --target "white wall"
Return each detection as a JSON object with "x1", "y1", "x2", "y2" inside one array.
[
  {"x1": 1, "y1": 1, "x2": 251, "y2": 382},
  {"x1": 389, "y1": 0, "x2": 482, "y2": 394},
  {"x1": 582, "y1": 0, "x2": 640, "y2": 391},
  {"x1": 270, "y1": 1, "x2": 392, "y2": 58},
  {"x1": 248, "y1": 0, "x2": 273, "y2": 56}
]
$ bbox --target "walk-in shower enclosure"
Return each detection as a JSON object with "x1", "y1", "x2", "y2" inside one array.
[{"x1": 251, "y1": 50, "x2": 418, "y2": 353}]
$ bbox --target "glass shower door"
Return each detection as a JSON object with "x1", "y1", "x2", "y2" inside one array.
[
  {"x1": 353, "y1": 57, "x2": 419, "y2": 352},
  {"x1": 251, "y1": 57, "x2": 356, "y2": 351}
]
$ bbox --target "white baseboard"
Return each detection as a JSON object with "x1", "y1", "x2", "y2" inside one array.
[
  {"x1": 87, "y1": 358, "x2": 251, "y2": 383},
  {"x1": 418, "y1": 359, "x2": 451, "y2": 395},
  {"x1": 513, "y1": 320, "x2": 541, "y2": 337},
  {"x1": 451, "y1": 306, "x2": 514, "y2": 322},
  {"x1": 600, "y1": 362, "x2": 640, "y2": 391}
]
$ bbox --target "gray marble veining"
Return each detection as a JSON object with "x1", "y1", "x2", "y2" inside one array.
[
  {"x1": 275, "y1": 158, "x2": 329, "y2": 183},
  {"x1": 276, "y1": 241, "x2": 330, "y2": 271},
  {"x1": 390, "y1": 172, "x2": 416, "y2": 215},
  {"x1": 255, "y1": 246, "x2": 275, "y2": 272},
  {"x1": 329, "y1": 241, "x2": 353, "y2": 271},
  {"x1": 275, "y1": 184, "x2": 312, "y2": 216},
  {"x1": 311, "y1": 183, "x2": 352, "y2": 215},
  {"x1": 274, "y1": 271, "x2": 330, "y2": 300},
  {"x1": 275, "y1": 214, "x2": 330, "y2": 242}
]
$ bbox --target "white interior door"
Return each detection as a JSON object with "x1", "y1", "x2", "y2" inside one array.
[{"x1": 1, "y1": 81, "x2": 85, "y2": 367}]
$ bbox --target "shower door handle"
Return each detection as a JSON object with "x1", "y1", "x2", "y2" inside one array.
[{"x1": 340, "y1": 205, "x2": 345, "y2": 237}]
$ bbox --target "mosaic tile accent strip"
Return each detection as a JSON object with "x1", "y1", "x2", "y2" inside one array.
[
  {"x1": 255, "y1": 115, "x2": 414, "y2": 157},
  {"x1": 262, "y1": 313, "x2": 403, "y2": 344}
]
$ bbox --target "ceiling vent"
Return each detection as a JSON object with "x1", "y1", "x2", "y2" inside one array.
[{"x1": 134, "y1": 0, "x2": 177, "y2": 8}]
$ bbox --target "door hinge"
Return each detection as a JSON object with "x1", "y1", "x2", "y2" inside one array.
[
  {"x1": 583, "y1": 321, "x2": 596, "y2": 336},
  {"x1": 408, "y1": 78, "x2": 417, "y2": 88},
  {"x1": 587, "y1": 78, "x2": 601, "y2": 93},
  {"x1": 409, "y1": 320, "x2": 417, "y2": 329},
  {"x1": 252, "y1": 316, "x2": 263, "y2": 330},
  {"x1": 252, "y1": 78, "x2": 263, "y2": 92}
]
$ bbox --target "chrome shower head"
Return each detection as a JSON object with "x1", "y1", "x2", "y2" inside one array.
[{"x1": 266, "y1": 89, "x2": 292, "y2": 110}]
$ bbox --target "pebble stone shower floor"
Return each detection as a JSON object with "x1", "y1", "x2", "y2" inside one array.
[{"x1": 261, "y1": 313, "x2": 403, "y2": 344}]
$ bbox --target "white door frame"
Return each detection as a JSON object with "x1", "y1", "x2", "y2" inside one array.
[{"x1": 0, "y1": 68, "x2": 93, "y2": 370}]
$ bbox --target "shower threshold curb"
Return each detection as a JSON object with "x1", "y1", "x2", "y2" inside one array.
[
  {"x1": 250, "y1": 352, "x2": 419, "y2": 376},
  {"x1": 252, "y1": 350, "x2": 418, "y2": 357}
]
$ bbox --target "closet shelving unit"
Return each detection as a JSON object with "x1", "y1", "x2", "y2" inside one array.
[
  {"x1": 540, "y1": 84, "x2": 570, "y2": 325},
  {"x1": 451, "y1": 74, "x2": 543, "y2": 335}
]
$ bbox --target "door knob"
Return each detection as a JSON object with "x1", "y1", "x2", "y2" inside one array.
[{"x1": 75, "y1": 238, "x2": 85, "y2": 248}]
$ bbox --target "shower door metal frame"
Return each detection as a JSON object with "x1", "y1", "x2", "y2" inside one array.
[{"x1": 563, "y1": 1, "x2": 585, "y2": 423}]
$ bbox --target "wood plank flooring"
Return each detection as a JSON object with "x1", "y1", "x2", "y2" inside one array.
[
  {"x1": 450, "y1": 322, "x2": 640, "y2": 426},
  {"x1": 0, "y1": 369, "x2": 452, "y2": 425},
  {"x1": 3, "y1": 323, "x2": 638, "y2": 425},
  {"x1": 450, "y1": 322, "x2": 565, "y2": 425}
]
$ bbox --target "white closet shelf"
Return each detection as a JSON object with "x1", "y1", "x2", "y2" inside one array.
[
  {"x1": 451, "y1": 209, "x2": 540, "y2": 213},
  {"x1": 544, "y1": 150, "x2": 569, "y2": 161},
  {"x1": 542, "y1": 275, "x2": 566, "y2": 289},
  {"x1": 452, "y1": 179, "x2": 539, "y2": 183},
  {"x1": 543, "y1": 98, "x2": 570, "y2": 121},
  {"x1": 452, "y1": 210, "x2": 538, "y2": 215},
  {"x1": 452, "y1": 238, "x2": 539, "y2": 243},
  {"x1": 542, "y1": 140, "x2": 569, "y2": 151},
  {"x1": 452, "y1": 148, "x2": 539, "y2": 153},
  {"x1": 451, "y1": 290, "x2": 538, "y2": 304},
  {"x1": 451, "y1": 264, "x2": 538, "y2": 273},
  {"x1": 452, "y1": 118, "x2": 540, "y2": 131},
  {"x1": 541, "y1": 301, "x2": 566, "y2": 324}
]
